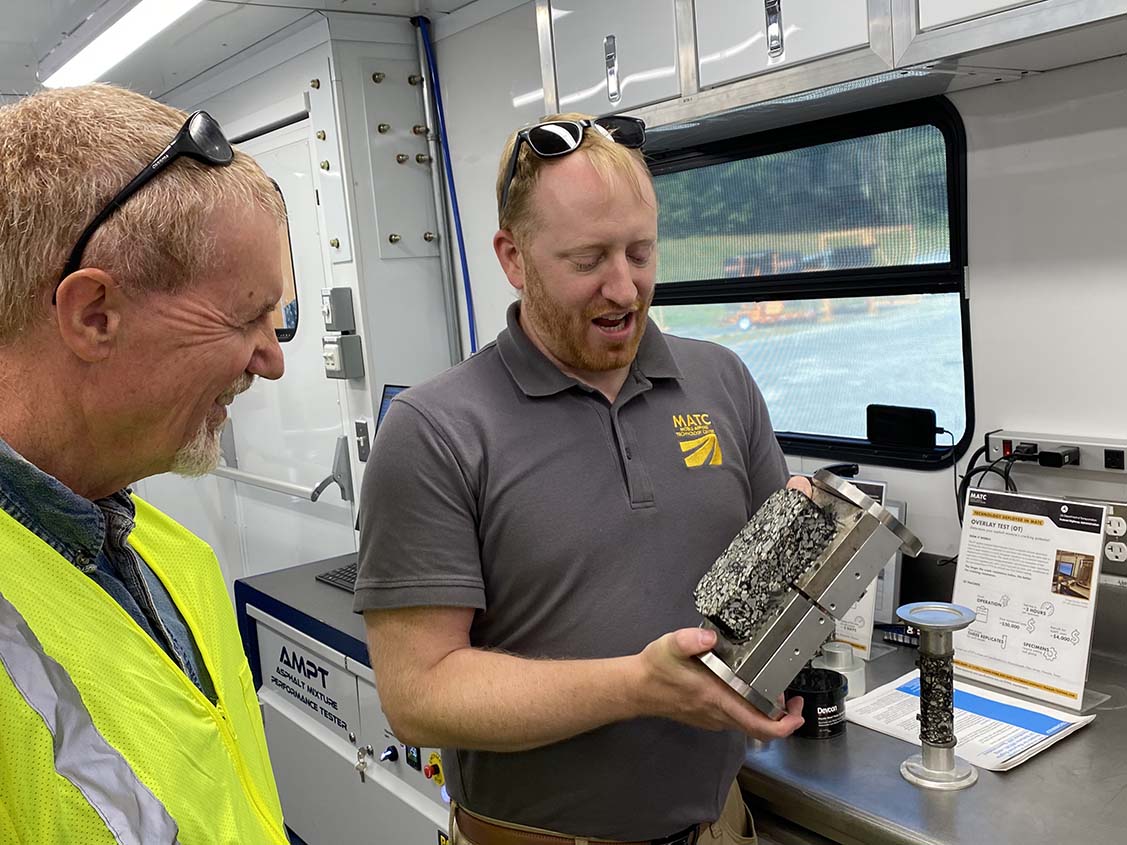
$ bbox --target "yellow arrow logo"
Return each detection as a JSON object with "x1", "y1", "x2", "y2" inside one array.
[{"x1": 680, "y1": 432, "x2": 723, "y2": 467}]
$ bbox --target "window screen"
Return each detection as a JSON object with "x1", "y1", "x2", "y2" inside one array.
[
  {"x1": 649, "y1": 98, "x2": 971, "y2": 467},
  {"x1": 650, "y1": 294, "x2": 966, "y2": 442}
]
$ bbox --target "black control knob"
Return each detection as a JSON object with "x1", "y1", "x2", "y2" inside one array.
[{"x1": 379, "y1": 746, "x2": 398, "y2": 763}]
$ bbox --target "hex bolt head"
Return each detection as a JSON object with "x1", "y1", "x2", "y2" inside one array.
[
  {"x1": 412, "y1": 124, "x2": 428, "y2": 135},
  {"x1": 319, "y1": 160, "x2": 331, "y2": 171},
  {"x1": 423, "y1": 232, "x2": 437, "y2": 242},
  {"x1": 329, "y1": 238, "x2": 340, "y2": 248},
  {"x1": 388, "y1": 233, "x2": 401, "y2": 244},
  {"x1": 371, "y1": 72, "x2": 385, "y2": 83},
  {"x1": 315, "y1": 130, "x2": 326, "y2": 141},
  {"x1": 395, "y1": 153, "x2": 409, "y2": 164},
  {"x1": 310, "y1": 79, "x2": 321, "y2": 89},
  {"x1": 415, "y1": 153, "x2": 432, "y2": 164},
  {"x1": 377, "y1": 123, "x2": 391, "y2": 134},
  {"x1": 408, "y1": 74, "x2": 423, "y2": 86}
]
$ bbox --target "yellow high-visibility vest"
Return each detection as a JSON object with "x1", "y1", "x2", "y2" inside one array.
[{"x1": 0, "y1": 496, "x2": 287, "y2": 844}]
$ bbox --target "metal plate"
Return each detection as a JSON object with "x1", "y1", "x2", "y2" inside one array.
[
  {"x1": 813, "y1": 469, "x2": 924, "y2": 557},
  {"x1": 896, "y1": 602, "x2": 977, "y2": 630}
]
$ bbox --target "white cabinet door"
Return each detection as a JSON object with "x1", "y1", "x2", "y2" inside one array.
[
  {"x1": 550, "y1": 0, "x2": 680, "y2": 113},
  {"x1": 696, "y1": 0, "x2": 871, "y2": 89},
  {"x1": 229, "y1": 124, "x2": 358, "y2": 577},
  {"x1": 262, "y1": 695, "x2": 448, "y2": 844},
  {"x1": 141, "y1": 121, "x2": 357, "y2": 589},
  {"x1": 918, "y1": 0, "x2": 1043, "y2": 31}
]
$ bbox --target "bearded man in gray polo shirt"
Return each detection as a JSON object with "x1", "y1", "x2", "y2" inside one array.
[{"x1": 355, "y1": 113, "x2": 806, "y2": 845}]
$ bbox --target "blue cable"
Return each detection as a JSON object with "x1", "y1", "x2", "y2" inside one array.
[{"x1": 414, "y1": 16, "x2": 479, "y2": 354}]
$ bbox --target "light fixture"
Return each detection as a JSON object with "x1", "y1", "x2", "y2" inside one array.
[{"x1": 41, "y1": 0, "x2": 204, "y2": 89}]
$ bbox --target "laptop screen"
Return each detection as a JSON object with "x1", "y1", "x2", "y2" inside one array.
[{"x1": 376, "y1": 384, "x2": 408, "y2": 432}]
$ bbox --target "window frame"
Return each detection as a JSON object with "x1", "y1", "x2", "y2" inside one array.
[{"x1": 647, "y1": 96, "x2": 973, "y2": 470}]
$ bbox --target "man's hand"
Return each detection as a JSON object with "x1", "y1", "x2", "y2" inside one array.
[
  {"x1": 634, "y1": 627, "x2": 804, "y2": 741},
  {"x1": 786, "y1": 475, "x2": 813, "y2": 497}
]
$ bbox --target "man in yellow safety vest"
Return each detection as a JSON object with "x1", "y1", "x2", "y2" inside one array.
[{"x1": 0, "y1": 84, "x2": 290, "y2": 844}]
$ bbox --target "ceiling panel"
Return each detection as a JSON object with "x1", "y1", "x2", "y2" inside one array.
[
  {"x1": 0, "y1": 0, "x2": 482, "y2": 99},
  {"x1": 100, "y1": 3, "x2": 311, "y2": 97},
  {"x1": 227, "y1": 0, "x2": 477, "y2": 13},
  {"x1": 0, "y1": 0, "x2": 100, "y2": 95}
]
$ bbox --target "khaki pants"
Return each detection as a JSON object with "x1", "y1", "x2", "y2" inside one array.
[{"x1": 451, "y1": 779, "x2": 757, "y2": 845}]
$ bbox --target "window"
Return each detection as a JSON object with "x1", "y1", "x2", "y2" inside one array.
[
  {"x1": 271, "y1": 181, "x2": 300, "y2": 343},
  {"x1": 648, "y1": 98, "x2": 971, "y2": 468}
]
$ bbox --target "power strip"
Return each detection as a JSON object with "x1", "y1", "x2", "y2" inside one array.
[{"x1": 985, "y1": 431, "x2": 1127, "y2": 475}]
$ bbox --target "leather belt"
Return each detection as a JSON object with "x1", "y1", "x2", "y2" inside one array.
[{"x1": 453, "y1": 807, "x2": 701, "y2": 845}]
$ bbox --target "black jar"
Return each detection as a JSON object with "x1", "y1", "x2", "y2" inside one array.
[{"x1": 786, "y1": 666, "x2": 847, "y2": 739}]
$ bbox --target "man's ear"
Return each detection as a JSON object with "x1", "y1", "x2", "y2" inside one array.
[
  {"x1": 54, "y1": 269, "x2": 125, "y2": 362},
  {"x1": 493, "y1": 229, "x2": 527, "y2": 293}
]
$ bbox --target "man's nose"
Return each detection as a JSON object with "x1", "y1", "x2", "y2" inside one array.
[
  {"x1": 250, "y1": 332, "x2": 285, "y2": 381},
  {"x1": 601, "y1": 254, "x2": 638, "y2": 306}
]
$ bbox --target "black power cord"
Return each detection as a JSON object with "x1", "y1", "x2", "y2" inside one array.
[
  {"x1": 939, "y1": 428, "x2": 1030, "y2": 567},
  {"x1": 938, "y1": 427, "x2": 958, "y2": 518}
]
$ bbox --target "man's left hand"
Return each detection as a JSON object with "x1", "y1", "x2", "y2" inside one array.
[{"x1": 786, "y1": 475, "x2": 812, "y2": 498}]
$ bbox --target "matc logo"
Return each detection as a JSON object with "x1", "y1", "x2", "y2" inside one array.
[{"x1": 673, "y1": 413, "x2": 723, "y2": 467}]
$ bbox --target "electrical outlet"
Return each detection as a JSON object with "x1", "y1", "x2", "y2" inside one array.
[
  {"x1": 1068, "y1": 498, "x2": 1127, "y2": 578},
  {"x1": 986, "y1": 431, "x2": 1127, "y2": 476},
  {"x1": 355, "y1": 419, "x2": 371, "y2": 462}
]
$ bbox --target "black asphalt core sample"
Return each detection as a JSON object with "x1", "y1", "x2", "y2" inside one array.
[
  {"x1": 694, "y1": 488, "x2": 837, "y2": 641},
  {"x1": 917, "y1": 653, "x2": 956, "y2": 745}
]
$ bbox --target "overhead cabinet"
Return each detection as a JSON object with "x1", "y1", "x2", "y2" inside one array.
[
  {"x1": 917, "y1": 1, "x2": 1043, "y2": 31},
  {"x1": 548, "y1": 0, "x2": 681, "y2": 113},
  {"x1": 894, "y1": 0, "x2": 1127, "y2": 68},
  {"x1": 695, "y1": 0, "x2": 872, "y2": 89},
  {"x1": 537, "y1": 0, "x2": 1127, "y2": 133}
]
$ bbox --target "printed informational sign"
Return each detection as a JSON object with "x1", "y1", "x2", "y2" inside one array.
[
  {"x1": 258, "y1": 625, "x2": 360, "y2": 741},
  {"x1": 952, "y1": 489, "x2": 1106, "y2": 709},
  {"x1": 833, "y1": 480, "x2": 886, "y2": 659},
  {"x1": 872, "y1": 501, "x2": 905, "y2": 626},
  {"x1": 847, "y1": 669, "x2": 1094, "y2": 771}
]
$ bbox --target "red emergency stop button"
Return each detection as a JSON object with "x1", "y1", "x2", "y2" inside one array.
[{"x1": 423, "y1": 762, "x2": 441, "y2": 780}]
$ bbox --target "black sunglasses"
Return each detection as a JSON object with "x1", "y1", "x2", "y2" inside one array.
[
  {"x1": 498, "y1": 115, "x2": 646, "y2": 217},
  {"x1": 56, "y1": 110, "x2": 234, "y2": 295}
]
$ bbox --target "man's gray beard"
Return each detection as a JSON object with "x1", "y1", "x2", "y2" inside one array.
[
  {"x1": 170, "y1": 420, "x2": 222, "y2": 477},
  {"x1": 170, "y1": 373, "x2": 254, "y2": 477}
]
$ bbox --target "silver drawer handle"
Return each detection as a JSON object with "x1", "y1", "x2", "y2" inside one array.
[
  {"x1": 765, "y1": 0, "x2": 784, "y2": 58},
  {"x1": 604, "y1": 34, "x2": 621, "y2": 103}
]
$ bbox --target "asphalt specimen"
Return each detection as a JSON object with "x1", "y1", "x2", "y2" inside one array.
[{"x1": 694, "y1": 488, "x2": 837, "y2": 641}]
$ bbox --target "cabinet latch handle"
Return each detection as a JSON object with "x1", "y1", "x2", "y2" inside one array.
[
  {"x1": 765, "y1": 0, "x2": 784, "y2": 58},
  {"x1": 604, "y1": 34, "x2": 621, "y2": 103}
]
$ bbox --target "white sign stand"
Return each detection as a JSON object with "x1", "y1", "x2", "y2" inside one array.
[
  {"x1": 952, "y1": 488, "x2": 1107, "y2": 710},
  {"x1": 832, "y1": 480, "x2": 894, "y2": 661}
]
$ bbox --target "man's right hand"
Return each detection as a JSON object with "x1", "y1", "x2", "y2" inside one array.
[{"x1": 634, "y1": 627, "x2": 805, "y2": 741}]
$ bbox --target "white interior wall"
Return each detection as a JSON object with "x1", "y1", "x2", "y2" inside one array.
[
  {"x1": 435, "y1": 12, "x2": 1127, "y2": 560},
  {"x1": 854, "y1": 54, "x2": 1127, "y2": 557},
  {"x1": 434, "y1": 1, "x2": 544, "y2": 354}
]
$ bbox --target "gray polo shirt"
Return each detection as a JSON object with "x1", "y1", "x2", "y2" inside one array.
[{"x1": 354, "y1": 302, "x2": 787, "y2": 840}]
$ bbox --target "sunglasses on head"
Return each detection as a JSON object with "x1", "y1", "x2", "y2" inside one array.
[
  {"x1": 498, "y1": 115, "x2": 646, "y2": 217},
  {"x1": 56, "y1": 110, "x2": 234, "y2": 297}
]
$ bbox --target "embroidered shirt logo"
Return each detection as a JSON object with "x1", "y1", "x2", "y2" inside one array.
[{"x1": 673, "y1": 413, "x2": 723, "y2": 467}]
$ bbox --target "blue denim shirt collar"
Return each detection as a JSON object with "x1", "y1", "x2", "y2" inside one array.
[{"x1": 0, "y1": 437, "x2": 132, "y2": 570}]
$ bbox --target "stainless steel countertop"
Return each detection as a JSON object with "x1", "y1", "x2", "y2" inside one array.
[{"x1": 740, "y1": 645, "x2": 1127, "y2": 845}]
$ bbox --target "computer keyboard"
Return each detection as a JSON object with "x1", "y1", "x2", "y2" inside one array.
[{"x1": 315, "y1": 561, "x2": 358, "y2": 593}]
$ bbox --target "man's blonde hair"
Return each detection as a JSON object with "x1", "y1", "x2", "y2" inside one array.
[
  {"x1": 496, "y1": 112, "x2": 652, "y2": 243},
  {"x1": 0, "y1": 84, "x2": 284, "y2": 342}
]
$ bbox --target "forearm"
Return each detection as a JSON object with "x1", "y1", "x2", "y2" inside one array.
[{"x1": 382, "y1": 647, "x2": 646, "y2": 752}]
